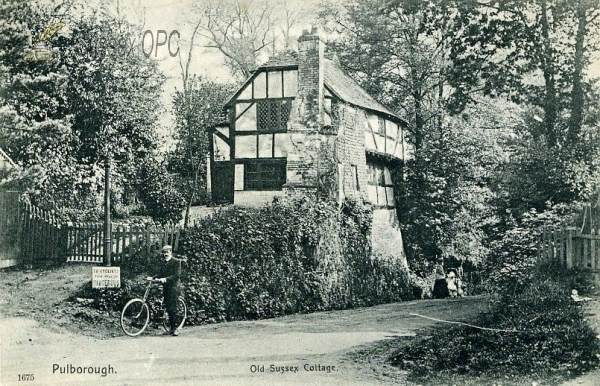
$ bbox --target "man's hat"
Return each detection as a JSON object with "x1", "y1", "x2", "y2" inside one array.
[{"x1": 162, "y1": 245, "x2": 173, "y2": 252}]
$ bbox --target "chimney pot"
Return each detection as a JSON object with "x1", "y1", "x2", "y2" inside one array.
[{"x1": 302, "y1": 29, "x2": 309, "y2": 36}]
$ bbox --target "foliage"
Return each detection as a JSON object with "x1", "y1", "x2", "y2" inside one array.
[
  {"x1": 174, "y1": 197, "x2": 416, "y2": 325},
  {"x1": 319, "y1": 1, "x2": 502, "y2": 273},
  {"x1": 388, "y1": 261, "x2": 600, "y2": 384},
  {"x1": 170, "y1": 76, "x2": 236, "y2": 225},
  {"x1": 396, "y1": 108, "x2": 502, "y2": 274},
  {"x1": 0, "y1": 1, "x2": 165, "y2": 216},
  {"x1": 319, "y1": 0, "x2": 600, "y2": 278},
  {"x1": 485, "y1": 203, "x2": 583, "y2": 295},
  {"x1": 447, "y1": 0, "x2": 600, "y2": 145},
  {"x1": 492, "y1": 121, "x2": 600, "y2": 220},
  {"x1": 136, "y1": 158, "x2": 185, "y2": 225}
]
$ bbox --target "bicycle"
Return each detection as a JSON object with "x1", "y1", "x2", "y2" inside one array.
[{"x1": 120, "y1": 278, "x2": 187, "y2": 337}]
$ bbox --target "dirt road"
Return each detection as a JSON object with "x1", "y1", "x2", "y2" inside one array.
[{"x1": 1, "y1": 295, "x2": 489, "y2": 386}]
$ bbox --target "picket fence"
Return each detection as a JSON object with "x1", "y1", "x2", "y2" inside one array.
[
  {"x1": 67, "y1": 221, "x2": 180, "y2": 263},
  {"x1": 538, "y1": 226, "x2": 600, "y2": 271},
  {"x1": 18, "y1": 200, "x2": 179, "y2": 265}
]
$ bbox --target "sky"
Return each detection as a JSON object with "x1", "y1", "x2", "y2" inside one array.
[
  {"x1": 104, "y1": 0, "x2": 324, "y2": 142},
  {"x1": 42, "y1": 0, "x2": 600, "y2": 142}
]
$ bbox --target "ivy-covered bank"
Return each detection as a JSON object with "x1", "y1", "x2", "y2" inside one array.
[
  {"x1": 80, "y1": 198, "x2": 418, "y2": 325},
  {"x1": 180, "y1": 198, "x2": 417, "y2": 324}
]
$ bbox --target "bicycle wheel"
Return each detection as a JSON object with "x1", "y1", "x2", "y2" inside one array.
[
  {"x1": 121, "y1": 298, "x2": 150, "y2": 337},
  {"x1": 162, "y1": 297, "x2": 187, "y2": 332}
]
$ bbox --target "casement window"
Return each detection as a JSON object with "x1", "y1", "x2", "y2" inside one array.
[
  {"x1": 243, "y1": 159, "x2": 287, "y2": 191},
  {"x1": 257, "y1": 100, "x2": 292, "y2": 132},
  {"x1": 367, "y1": 164, "x2": 395, "y2": 208}
]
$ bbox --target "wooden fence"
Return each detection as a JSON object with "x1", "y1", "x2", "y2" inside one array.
[
  {"x1": 0, "y1": 190, "x2": 22, "y2": 268},
  {"x1": 20, "y1": 200, "x2": 65, "y2": 266},
  {"x1": 66, "y1": 222, "x2": 180, "y2": 263},
  {"x1": 7, "y1": 196, "x2": 180, "y2": 266},
  {"x1": 538, "y1": 226, "x2": 600, "y2": 270}
]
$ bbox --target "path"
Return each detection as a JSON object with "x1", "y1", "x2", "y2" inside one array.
[{"x1": 1, "y1": 296, "x2": 488, "y2": 386}]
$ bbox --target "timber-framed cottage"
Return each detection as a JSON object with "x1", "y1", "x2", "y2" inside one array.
[{"x1": 208, "y1": 27, "x2": 413, "y2": 262}]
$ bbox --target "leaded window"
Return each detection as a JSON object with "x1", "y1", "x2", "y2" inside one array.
[
  {"x1": 367, "y1": 163, "x2": 395, "y2": 208},
  {"x1": 257, "y1": 100, "x2": 292, "y2": 132}
]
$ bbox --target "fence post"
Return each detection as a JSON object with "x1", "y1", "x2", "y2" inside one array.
[
  {"x1": 584, "y1": 230, "x2": 590, "y2": 268},
  {"x1": 542, "y1": 227, "x2": 548, "y2": 261},
  {"x1": 558, "y1": 226, "x2": 565, "y2": 266},
  {"x1": 591, "y1": 228, "x2": 597, "y2": 271},
  {"x1": 566, "y1": 227, "x2": 574, "y2": 269}
]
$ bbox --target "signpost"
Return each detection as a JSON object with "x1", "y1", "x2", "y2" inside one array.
[{"x1": 91, "y1": 267, "x2": 121, "y2": 288}]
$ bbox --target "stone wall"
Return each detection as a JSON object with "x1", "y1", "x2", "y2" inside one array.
[{"x1": 372, "y1": 208, "x2": 408, "y2": 267}]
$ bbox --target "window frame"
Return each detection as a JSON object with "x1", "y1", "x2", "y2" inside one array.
[
  {"x1": 242, "y1": 158, "x2": 287, "y2": 191},
  {"x1": 367, "y1": 163, "x2": 395, "y2": 208}
]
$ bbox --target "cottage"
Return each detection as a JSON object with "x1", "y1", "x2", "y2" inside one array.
[{"x1": 208, "y1": 28, "x2": 413, "y2": 264}]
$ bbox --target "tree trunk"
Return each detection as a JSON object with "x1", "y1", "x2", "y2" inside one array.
[
  {"x1": 413, "y1": 90, "x2": 424, "y2": 151},
  {"x1": 568, "y1": 1, "x2": 588, "y2": 144},
  {"x1": 540, "y1": 0, "x2": 559, "y2": 146}
]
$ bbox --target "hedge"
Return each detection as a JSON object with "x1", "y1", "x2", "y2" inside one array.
[
  {"x1": 389, "y1": 260, "x2": 600, "y2": 383},
  {"x1": 76, "y1": 197, "x2": 417, "y2": 325},
  {"x1": 178, "y1": 197, "x2": 416, "y2": 324}
]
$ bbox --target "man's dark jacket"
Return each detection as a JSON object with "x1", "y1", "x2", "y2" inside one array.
[{"x1": 158, "y1": 257, "x2": 182, "y2": 311}]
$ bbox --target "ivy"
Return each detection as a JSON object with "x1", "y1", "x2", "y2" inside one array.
[{"x1": 176, "y1": 197, "x2": 418, "y2": 324}]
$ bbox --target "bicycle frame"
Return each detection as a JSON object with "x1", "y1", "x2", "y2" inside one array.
[{"x1": 141, "y1": 279, "x2": 158, "y2": 302}]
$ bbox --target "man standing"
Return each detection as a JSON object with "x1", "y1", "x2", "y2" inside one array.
[{"x1": 153, "y1": 245, "x2": 182, "y2": 336}]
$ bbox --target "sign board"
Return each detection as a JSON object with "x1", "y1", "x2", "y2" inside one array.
[{"x1": 91, "y1": 267, "x2": 121, "y2": 288}]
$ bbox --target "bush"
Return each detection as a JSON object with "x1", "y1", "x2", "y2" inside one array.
[
  {"x1": 137, "y1": 159, "x2": 185, "y2": 225},
  {"x1": 388, "y1": 261, "x2": 600, "y2": 383},
  {"x1": 486, "y1": 203, "x2": 581, "y2": 297},
  {"x1": 176, "y1": 197, "x2": 416, "y2": 325}
]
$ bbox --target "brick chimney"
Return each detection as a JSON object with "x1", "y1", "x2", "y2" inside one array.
[{"x1": 297, "y1": 27, "x2": 324, "y2": 125}]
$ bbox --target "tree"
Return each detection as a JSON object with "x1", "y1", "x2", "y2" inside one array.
[
  {"x1": 192, "y1": 0, "x2": 301, "y2": 80},
  {"x1": 319, "y1": 0, "x2": 467, "y2": 153},
  {"x1": 447, "y1": 0, "x2": 600, "y2": 147},
  {"x1": 443, "y1": 0, "x2": 600, "y2": 221},
  {"x1": 171, "y1": 77, "x2": 236, "y2": 227},
  {"x1": 0, "y1": 1, "x2": 165, "y2": 218},
  {"x1": 320, "y1": 0, "x2": 501, "y2": 270},
  {"x1": 137, "y1": 156, "x2": 186, "y2": 225}
]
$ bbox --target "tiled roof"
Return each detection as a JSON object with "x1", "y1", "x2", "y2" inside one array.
[
  {"x1": 229, "y1": 53, "x2": 403, "y2": 123},
  {"x1": 323, "y1": 59, "x2": 401, "y2": 121},
  {"x1": 259, "y1": 51, "x2": 298, "y2": 68}
]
